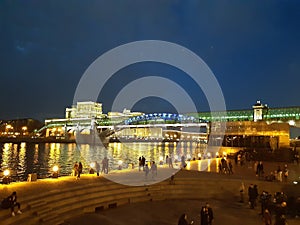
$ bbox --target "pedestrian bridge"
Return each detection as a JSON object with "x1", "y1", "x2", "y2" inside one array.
[{"x1": 39, "y1": 113, "x2": 209, "y2": 139}]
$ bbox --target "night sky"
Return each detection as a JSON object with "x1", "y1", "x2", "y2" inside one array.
[{"x1": 1, "y1": 1, "x2": 300, "y2": 121}]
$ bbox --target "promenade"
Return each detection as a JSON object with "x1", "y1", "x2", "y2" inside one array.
[{"x1": 0, "y1": 159, "x2": 299, "y2": 225}]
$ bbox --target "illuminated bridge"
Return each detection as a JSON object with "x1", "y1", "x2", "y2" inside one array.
[{"x1": 40, "y1": 113, "x2": 209, "y2": 142}]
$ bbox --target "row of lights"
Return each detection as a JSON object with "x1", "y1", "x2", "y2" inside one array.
[
  {"x1": 1, "y1": 125, "x2": 28, "y2": 136},
  {"x1": 1, "y1": 166, "x2": 59, "y2": 185}
]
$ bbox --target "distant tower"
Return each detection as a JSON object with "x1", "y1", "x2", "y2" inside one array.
[{"x1": 252, "y1": 100, "x2": 268, "y2": 122}]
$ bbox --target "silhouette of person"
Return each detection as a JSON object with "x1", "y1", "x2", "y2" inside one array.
[
  {"x1": 178, "y1": 213, "x2": 193, "y2": 225},
  {"x1": 77, "y1": 162, "x2": 83, "y2": 178}
]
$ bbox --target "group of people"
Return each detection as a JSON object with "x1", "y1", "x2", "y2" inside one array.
[
  {"x1": 177, "y1": 202, "x2": 214, "y2": 225},
  {"x1": 245, "y1": 183, "x2": 291, "y2": 225},
  {"x1": 138, "y1": 156, "x2": 146, "y2": 171},
  {"x1": 1, "y1": 191, "x2": 22, "y2": 217},
  {"x1": 165, "y1": 155, "x2": 173, "y2": 168},
  {"x1": 260, "y1": 191, "x2": 289, "y2": 225},
  {"x1": 73, "y1": 157, "x2": 110, "y2": 178},
  {"x1": 72, "y1": 161, "x2": 83, "y2": 179},
  {"x1": 248, "y1": 183, "x2": 259, "y2": 209},
  {"x1": 101, "y1": 157, "x2": 109, "y2": 174},
  {"x1": 143, "y1": 160, "x2": 158, "y2": 179},
  {"x1": 218, "y1": 157, "x2": 233, "y2": 174},
  {"x1": 138, "y1": 156, "x2": 160, "y2": 179},
  {"x1": 257, "y1": 162, "x2": 289, "y2": 183}
]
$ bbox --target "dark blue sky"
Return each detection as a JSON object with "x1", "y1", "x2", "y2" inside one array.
[{"x1": 1, "y1": 0, "x2": 300, "y2": 121}]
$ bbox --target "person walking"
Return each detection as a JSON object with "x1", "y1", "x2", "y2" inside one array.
[
  {"x1": 95, "y1": 161, "x2": 100, "y2": 176},
  {"x1": 150, "y1": 161, "x2": 157, "y2": 179},
  {"x1": 77, "y1": 162, "x2": 83, "y2": 179},
  {"x1": 277, "y1": 166, "x2": 282, "y2": 182},
  {"x1": 256, "y1": 161, "x2": 264, "y2": 178},
  {"x1": 201, "y1": 202, "x2": 214, "y2": 225},
  {"x1": 248, "y1": 184, "x2": 256, "y2": 209},
  {"x1": 138, "y1": 156, "x2": 142, "y2": 171},
  {"x1": 104, "y1": 157, "x2": 109, "y2": 174},
  {"x1": 239, "y1": 182, "x2": 245, "y2": 203},
  {"x1": 169, "y1": 154, "x2": 173, "y2": 168},
  {"x1": 253, "y1": 184, "x2": 259, "y2": 207},
  {"x1": 181, "y1": 155, "x2": 186, "y2": 169},
  {"x1": 101, "y1": 157, "x2": 109, "y2": 174},
  {"x1": 263, "y1": 209, "x2": 272, "y2": 225},
  {"x1": 144, "y1": 163, "x2": 149, "y2": 179},
  {"x1": 73, "y1": 161, "x2": 78, "y2": 177},
  {"x1": 283, "y1": 164, "x2": 288, "y2": 182}
]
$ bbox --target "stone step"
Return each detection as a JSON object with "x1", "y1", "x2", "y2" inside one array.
[
  {"x1": 40, "y1": 216, "x2": 65, "y2": 225},
  {"x1": 9, "y1": 215, "x2": 39, "y2": 225},
  {"x1": 30, "y1": 182, "x2": 124, "y2": 209},
  {"x1": 32, "y1": 207, "x2": 52, "y2": 217},
  {"x1": 39, "y1": 190, "x2": 150, "y2": 223},
  {"x1": 28, "y1": 200, "x2": 47, "y2": 210},
  {"x1": 1, "y1": 211, "x2": 36, "y2": 225}
]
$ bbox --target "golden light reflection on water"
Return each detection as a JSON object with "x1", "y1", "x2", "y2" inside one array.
[
  {"x1": 34, "y1": 144, "x2": 39, "y2": 164},
  {"x1": 2, "y1": 143, "x2": 12, "y2": 168},
  {"x1": 19, "y1": 143, "x2": 26, "y2": 175},
  {"x1": 0, "y1": 141, "x2": 206, "y2": 180}
]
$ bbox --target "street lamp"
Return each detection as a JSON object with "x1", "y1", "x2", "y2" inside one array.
[
  {"x1": 118, "y1": 160, "x2": 123, "y2": 170},
  {"x1": 159, "y1": 156, "x2": 164, "y2": 165},
  {"x1": 89, "y1": 162, "x2": 95, "y2": 174},
  {"x1": 3, "y1": 169, "x2": 11, "y2": 184},
  {"x1": 52, "y1": 165, "x2": 59, "y2": 178},
  {"x1": 5, "y1": 124, "x2": 13, "y2": 135},
  {"x1": 22, "y1": 126, "x2": 27, "y2": 135}
]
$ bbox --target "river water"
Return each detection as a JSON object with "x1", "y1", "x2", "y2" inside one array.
[{"x1": 0, "y1": 141, "x2": 204, "y2": 181}]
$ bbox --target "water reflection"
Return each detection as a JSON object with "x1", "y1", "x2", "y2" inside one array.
[{"x1": 0, "y1": 141, "x2": 204, "y2": 181}]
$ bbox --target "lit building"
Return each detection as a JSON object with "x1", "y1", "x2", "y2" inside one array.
[
  {"x1": 188, "y1": 101, "x2": 300, "y2": 126},
  {"x1": 65, "y1": 101, "x2": 103, "y2": 119},
  {"x1": 253, "y1": 100, "x2": 268, "y2": 122}
]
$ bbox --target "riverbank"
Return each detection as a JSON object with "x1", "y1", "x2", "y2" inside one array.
[
  {"x1": 0, "y1": 168, "x2": 299, "y2": 225},
  {"x1": 0, "y1": 136, "x2": 75, "y2": 144}
]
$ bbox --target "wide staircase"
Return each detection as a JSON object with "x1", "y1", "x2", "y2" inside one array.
[{"x1": 0, "y1": 171, "x2": 284, "y2": 225}]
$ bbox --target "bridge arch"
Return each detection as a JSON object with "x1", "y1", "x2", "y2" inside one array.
[{"x1": 124, "y1": 113, "x2": 207, "y2": 125}]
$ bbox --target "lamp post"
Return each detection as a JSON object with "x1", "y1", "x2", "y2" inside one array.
[
  {"x1": 52, "y1": 165, "x2": 59, "y2": 178},
  {"x1": 5, "y1": 124, "x2": 13, "y2": 136},
  {"x1": 118, "y1": 160, "x2": 123, "y2": 170},
  {"x1": 22, "y1": 126, "x2": 27, "y2": 136},
  {"x1": 3, "y1": 169, "x2": 11, "y2": 184},
  {"x1": 89, "y1": 162, "x2": 95, "y2": 174}
]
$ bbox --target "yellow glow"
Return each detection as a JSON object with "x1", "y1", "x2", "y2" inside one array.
[
  {"x1": 187, "y1": 154, "x2": 191, "y2": 160},
  {"x1": 118, "y1": 160, "x2": 123, "y2": 165},
  {"x1": 207, "y1": 159, "x2": 211, "y2": 172},
  {"x1": 186, "y1": 161, "x2": 191, "y2": 170},
  {"x1": 198, "y1": 160, "x2": 201, "y2": 171},
  {"x1": 4, "y1": 169, "x2": 10, "y2": 176},
  {"x1": 52, "y1": 165, "x2": 59, "y2": 172}
]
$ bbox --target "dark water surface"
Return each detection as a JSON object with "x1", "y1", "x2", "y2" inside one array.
[{"x1": 0, "y1": 141, "x2": 202, "y2": 181}]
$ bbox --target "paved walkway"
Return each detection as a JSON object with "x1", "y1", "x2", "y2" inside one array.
[{"x1": 0, "y1": 159, "x2": 299, "y2": 225}]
